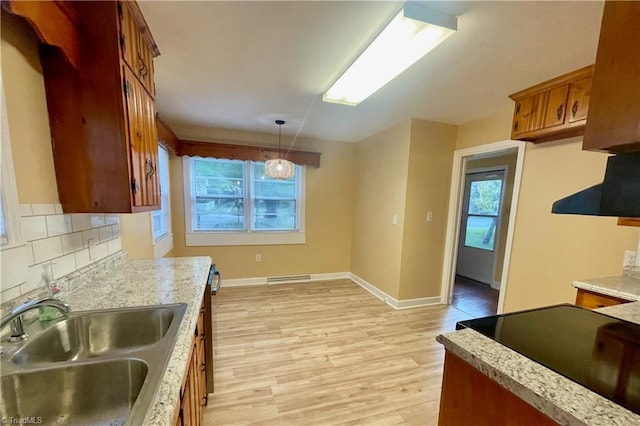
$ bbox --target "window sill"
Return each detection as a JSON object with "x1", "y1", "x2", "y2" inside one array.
[
  {"x1": 185, "y1": 231, "x2": 305, "y2": 247},
  {"x1": 153, "y1": 233, "x2": 173, "y2": 258}
]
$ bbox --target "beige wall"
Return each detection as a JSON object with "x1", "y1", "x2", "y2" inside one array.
[
  {"x1": 350, "y1": 121, "x2": 411, "y2": 299},
  {"x1": 169, "y1": 127, "x2": 356, "y2": 279},
  {"x1": 1, "y1": 12, "x2": 58, "y2": 203},
  {"x1": 398, "y1": 120, "x2": 457, "y2": 300},
  {"x1": 456, "y1": 111, "x2": 639, "y2": 312},
  {"x1": 465, "y1": 151, "x2": 518, "y2": 284},
  {"x1": 119, "y1": 213, "x2": 155, "y2": 259}
]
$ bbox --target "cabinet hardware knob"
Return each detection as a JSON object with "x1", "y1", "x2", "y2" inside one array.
[
  {"x1": 556, "y1": 104, "x2": 563, "y2": 121},
  {"x1": 513, "y1": 121, "x2": 519, "y2": 131},
  {"x1": 572, "y1": 100, "x2": 578, "y2": 117},
  {"x1": 515, "y1": 103, "x2": 521, "y2": 114}
]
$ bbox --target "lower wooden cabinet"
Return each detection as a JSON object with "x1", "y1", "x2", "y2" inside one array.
[
  {"x1": 438, "y1": 351, "x2": 558, "y2": 425},
  {"x1": 175, "y1": 294, "x2": 210, "y2": 426},
  {"x1": 575, "y1": 288, "x2": 632, "y2": 310}
]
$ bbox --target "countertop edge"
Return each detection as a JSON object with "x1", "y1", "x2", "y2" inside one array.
[
  {"x1": 573, "y1": 275, "x2": 640, "y2": 302},
  {"x1": 142, "y1": 257, "x2": 211, "y2": 425},
  {"x1": 437, "y1": 328, "x2": 640, "y2": 426}
]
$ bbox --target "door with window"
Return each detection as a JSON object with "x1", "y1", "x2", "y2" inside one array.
[{"x1": 456, "y1": 169, "x2": 505, "y2": 286}]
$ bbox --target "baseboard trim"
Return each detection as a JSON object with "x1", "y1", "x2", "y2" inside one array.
[
  {"x1": 221, "y1": 272, "x2": 441, "y2": 310},
  {"x1": 349, "y1": 273, "x2": 442, "y2": 310},
  {"x1": 221, "y1": 272, "x2": 350, "y2": 288}
]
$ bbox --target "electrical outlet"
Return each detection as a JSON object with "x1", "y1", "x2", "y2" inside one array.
[
  {"x1": 623, "y1": 250, "x2": 636, "y2": 267},
  {"x1": 426, "y1": 211, "x2": 433, "y2": 222},
  {"x1": 392, "y1": 215, "x2": 398, "y2": 225},
  {"x1": 256, "y1": 253, "x2": 262, "y2": 262}
]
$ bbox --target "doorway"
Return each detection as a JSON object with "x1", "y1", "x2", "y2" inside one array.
[
  {"x1": 452, "y1": 168, "x2": 506, "y2": 317},
  {"x1": 440, "y1": 140, "x2": 526, "y2": 316}
]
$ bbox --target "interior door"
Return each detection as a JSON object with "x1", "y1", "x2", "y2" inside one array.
[{"x1": 456, "y1": 169, "x2": 505, "y2": 286}]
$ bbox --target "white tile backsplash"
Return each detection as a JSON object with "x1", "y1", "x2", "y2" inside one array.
[
  {"x1": 32, "y1": 236, "x2": 63, "y2": 263},
  {"x1": 90, "y1": 214, "x2": 106, "y2": 228},
  {"x1": 26, "y1": 262, "x2": 51, "y2": 289},
  {"x1": 83, "y1": 229, "x2": 100, "y2": 247},
  {"x1": 31, "y1": 203, "x2": 56, "y2": 215},
  {"x1": 2, "y1": 204, "x2": 122, "y2": 303},
  {"x1": 107, "y1": 238, "x2": 122, "y2": 254},
  {"x1": 20, "y1": 216, "x2": 47, "y2": 241},
  {"x1": 1, "y1": 286, "x2": 21, "y2": 304},
  {"x1": 46, "y1": 214, "x2": 73, "y2": 237},
  {"x1": 90, "y1": 242, "x2": 109, "y2": 261},
  {"x1": 18, "y1": 204, "x2": 33, "y2": 217},
  {"x1": 52, "y1": 253, "x2": 77, "y2": 279},
  {"x1": 71, "y1": 214, "x2": 91, "y2": 232},
  {"x1": 0, "y1": 245, "x2": 29, "y2": 291},
  {"x1": 61, "y1": 232, "x2": 84, "y2": 254},
  {"x1": 99, "y1": 226, "x2": 113, "y2": 242},
  {"x1": 75, "y1": 248, "x2": 91, "y2": 269}
]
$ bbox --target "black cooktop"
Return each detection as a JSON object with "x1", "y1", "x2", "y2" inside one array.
[{"x1": 456, "y1": 304, "x2": 640, "y2": 414}]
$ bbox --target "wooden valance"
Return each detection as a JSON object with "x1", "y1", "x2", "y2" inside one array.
[
  {"x1": 156, "y1": 115, "x2": 179, "y2": 153},
  {"x1": 155, "y1": 115, "x2": 321, "y2": 167},
  {"x1": 177, "y1": 140, "x2": 321, "y2": 168},
  {"x1": 3, "y1": 0, "x2": 81, "y2": 69}
]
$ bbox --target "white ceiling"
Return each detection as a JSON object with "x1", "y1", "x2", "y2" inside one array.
[{"x1": 139, "y1": 1, "x2": 604, "y2": 143}]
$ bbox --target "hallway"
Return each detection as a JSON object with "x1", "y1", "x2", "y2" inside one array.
[{"x1": 451, "y1": 275, "x2": 499, "y2": 318}]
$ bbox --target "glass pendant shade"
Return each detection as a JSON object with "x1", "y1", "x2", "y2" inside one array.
[
  {"x1": 265, "y1": 120, "x2": 295, "y2": 179},
  {"x1": 265, "y1": 158, "x2": 295, "y2": 179}
]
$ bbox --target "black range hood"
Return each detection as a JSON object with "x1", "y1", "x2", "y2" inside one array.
[{"x1": 552, "y1": 152, "x2": 640, "y2": 217}]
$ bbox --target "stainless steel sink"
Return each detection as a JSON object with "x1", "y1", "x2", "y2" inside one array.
[
  {"x1": 12, "y1": 306, "x2": 175, "y2": 364},
  {"x1": 0, "y1": 303, "x2": 187, "y2": 425},
  {"x1": 1, "y1": 359, "x2": 148, "y2": 425}
]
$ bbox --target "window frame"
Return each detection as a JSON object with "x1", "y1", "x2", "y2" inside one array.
[
  {"x1": 182, "y1": 156, "x2": 305, "y2": 246},
  {"x1": 152, "y1": 145, "x2": 171, "y2": 242},
  {"x1": 0, "y1": 74, "x2": 23, "y2": 248}
]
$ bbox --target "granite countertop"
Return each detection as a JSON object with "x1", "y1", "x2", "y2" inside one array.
[
  {"x1": 436, "y1": 301, "x2": 640, "y2": 426},
  {"x1": 61, "y1": 256, "x2": 212, "y2": 425},
  {"x1": 573, "y1": 275, "x2": 640, "y2": 302}
]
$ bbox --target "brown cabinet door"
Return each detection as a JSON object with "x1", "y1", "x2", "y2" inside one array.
[
  {"x1": 141, "y1": 88, "x2": 159, "y2": 206},
  {"x1": 118, "y1": 2, "x2": 139, "y2": 73},
  {"x1": 124, "y1": 66, "x2": 144, "y2": 207},
  {"x1": 124, "y1": 65, "x2": 159, "y2": 208},
  {"x1": 567, "y1": 77, "x2": 592, "y2": 123},
  {"x1": 543, "y1": 84, "x2": 569, "y2": 128},
  {"x1": 137, "y1": 38, "x2": 155, "y2": 96},
  {"x1": 198, "y1": 340, "x2": 207, "y2": 407},
  {"x1": 190, "y1": 346, "x2": 201, "y2": 426},
  {"x1": 511, "y1": 96, "x2": 536, "y2": 137},
  {"x1": 583, "y1": 1, "x2": 640, "y2": 152},
  {"x1": 181, "y1": 371, "x2": 193, "y2": 426}
]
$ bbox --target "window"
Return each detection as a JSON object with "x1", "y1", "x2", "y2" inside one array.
[
  {"x1": 152, "y1": 146, "x2": 171, "y2": 241},
  {"x1": 0, "y1": 76, "x2": 21, "y2": 247},
  {"x1": 463, "y1": 178, "x2": 503, "y2": 251},
  {"x1": 0, "y1": 190, "x2": 7, "y2": 246},
  {"x1": 183, "y1": 157, "x2": 305, "y2": 246}
]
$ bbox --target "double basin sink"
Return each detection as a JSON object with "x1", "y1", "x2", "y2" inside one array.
[{"x1": 0, "y1": 304, "x2": 187, "y2": 425}]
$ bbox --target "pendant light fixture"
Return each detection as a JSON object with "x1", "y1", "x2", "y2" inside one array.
[{"x1": 265, "y1": 120, "x2": 295, "y2": 179}]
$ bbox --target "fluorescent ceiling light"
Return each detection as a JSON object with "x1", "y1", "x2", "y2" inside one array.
[{"x1": 323, "y1": 3, "x2": 457, "y2": 106}]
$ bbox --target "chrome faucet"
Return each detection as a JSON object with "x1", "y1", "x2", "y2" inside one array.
[{"x1": 0, "y1": 297, "x2": 70, "y2": 342}]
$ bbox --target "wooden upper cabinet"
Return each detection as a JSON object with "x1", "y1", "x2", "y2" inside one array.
[
  {"x1": 36, "y1": 1, "x2": 161, "y2": 213},
  {"x1": 118, "y1": 1, "x2": 156, "y2": 97},
  {"x1": 567, "y1": 77, "x2": 592, "y2": 123},
  {"x1": 582, "y1": 1, "x2": 640, "y2": 153},
  {"x1": 542, "y1": 84, "x2": 569, "y2": 128},
  {"x1": 124, "y1": 66, "x2": 159, "y2": 207},
  {"x1": 509, "y1": 65, "x2": 594, "y2": 143}
]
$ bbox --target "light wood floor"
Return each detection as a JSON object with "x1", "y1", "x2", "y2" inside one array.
[{"x1": 204, "y1": 279, "x2": 471, "y2": 425}]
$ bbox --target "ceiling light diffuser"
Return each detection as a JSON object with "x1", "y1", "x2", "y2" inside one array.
[{"x1": 323, "y1": 3, "x2": 457, "y2": 106}]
